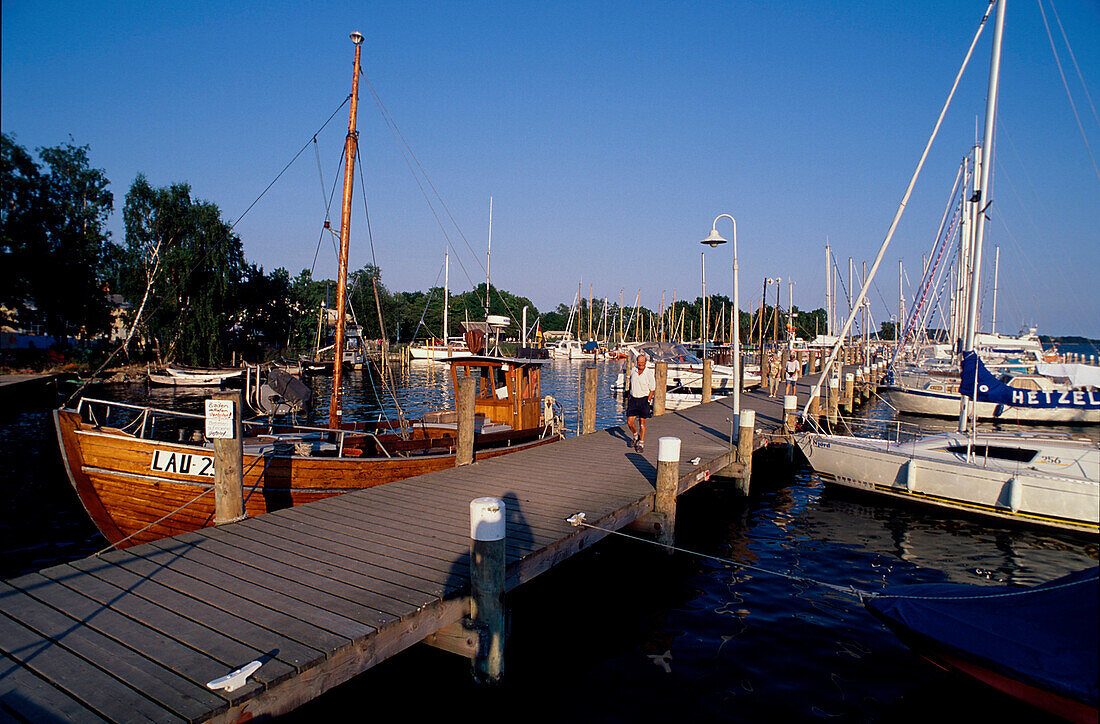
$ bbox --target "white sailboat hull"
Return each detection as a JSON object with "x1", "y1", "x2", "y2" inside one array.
[
  {"x1": 796, "y1": 431, "x2": 1099, "y2": 534},
  {"x1": 408, "y1": 345, "x2": 471, "y2": 361},
  {"x1": 882, "y1": 386, "x2": 1100, "y2": 423}
]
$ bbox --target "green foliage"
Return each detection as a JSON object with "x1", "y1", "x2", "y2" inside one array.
[
  {"x1": 0, "y1": 134, "x2": 118, "y2": 344},
  {"x1": 233, "y1": 264, "x2": 294, "y2": 360},
  {"x1": 122, "y1": 175, "x2": 244, "y2": 365}
]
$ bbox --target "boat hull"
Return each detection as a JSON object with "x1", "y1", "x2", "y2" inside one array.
[
  {"x1": 408, "y1": 345, "x2": 472, "y2": 360},
  {"x1": 866, "y1": 568, "x2": 1098, "y2": 724},
  {"x1": 795, "y1": 432, "x2": 1099, "y2": 534},
  {"x1": 55, "y1": 409, "x2": 558, "y2": 547},
  {"x1": 882, "y1": 386, "x2": 1100, "y2": 424}
]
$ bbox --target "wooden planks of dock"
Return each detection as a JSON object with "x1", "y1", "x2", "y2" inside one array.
[{"x1": 1, "y1": 384, "x2": 800, "y2": 722}]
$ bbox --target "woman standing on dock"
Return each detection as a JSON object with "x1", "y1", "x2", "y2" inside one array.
[
  {"x1": 625, "y1": 353, "x2": 656, "y2": 453},
  {"x1": 767, "y1": 352, "x2": 781, "y2": 398}
]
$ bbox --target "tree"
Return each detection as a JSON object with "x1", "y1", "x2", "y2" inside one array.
[
  {"x1": 233, "y1": 264, "x2": 294, "y2": 359},
  {"x1": 879, "y1": 321, "x2": 897, "y2": 341},
  {"x1": 1, "y1": 134, "x2": 118, "y2": 345},
  {"x1": 0, "y1": 134, "x2": 47, "y2": 316},
  {"x1": 121, "y1": 175, "x2": 244, "y2": 365},
  {"x1": 288, "y1": 269, "x2": 327, "y2": 352},
  {"x1": 38, "y1": 141, "x2": 116, "y2": 344}
]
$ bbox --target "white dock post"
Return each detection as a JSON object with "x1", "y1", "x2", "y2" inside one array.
[
  {"x1": 470, "y1": 497, "x2": 506, "y2": 684},
  {"x1": 783, "y1": 394, "x2": 797, "y2": 462},
  {"x1": 828, "y1": 376, "x2": 840, "y2": 427},
  {"x1": 655, "y1": 436, "x2": 681, "y2": 551},
  {"x1": 735, "y1": 410, "x2": 755, "y2": 495}
]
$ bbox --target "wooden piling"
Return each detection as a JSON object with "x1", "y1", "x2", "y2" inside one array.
[
  {"x1": 210, "y1": 391, "x2": 245, "y2": 525},
  {"x1": 735, "y1": 410, "x2": 755, "y2": 495},
  {"x1": 843, "y1": 373, "x2": 855, "y2": 414},
  {"x1": 469, "y1": 497, "x2": 505, "y2": 684},
  {"x1": 702, "y1": 359, "x2": 712, "y2": 404},
  {"x1": 783, "y1": 394, "x2": 797, "y2": 434},
  {"x1": 809, "y1": 385, "x2": 821, "y2": 419},
  {"x1": 784, "y1": 394, "x2": 797, "y2": 462},
  {"x1": 828, "y1": 376, "x2": 840, "y2": 426},
  {"x1": 581, "y1": 365, "x2": 597, "y2": 434},
  {"x1": 456, "y1": 376, "x2": 476, "y2": 466},
  {"x1": 653, "y1": 362, "x2": 668, "y2": 416},
  {"x1": 654, "y1": 436, "x2": 681, "y2": 550}
]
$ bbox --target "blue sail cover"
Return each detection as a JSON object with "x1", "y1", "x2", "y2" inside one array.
[
  {"x1": 959, "y1": 351, "x2": 1100, "y2": 409},
  {"x1": 866, "y1": 567, "x2": 1099, "y2": 706}
]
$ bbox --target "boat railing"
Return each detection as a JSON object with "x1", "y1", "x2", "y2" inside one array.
[
  {"x1": 829, "y1": 415, "x2": 928, "y2": 447},
  {"x1": 75, "y1": 397, "x2": 372, "y2": 454}
]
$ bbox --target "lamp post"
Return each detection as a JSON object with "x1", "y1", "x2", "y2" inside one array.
[
  {"x1": 758, "y1": 277, "x2": 778, "y2": 368},
  {"x1": 787, "y1": 279, "x2": 796, "y2": 349},
  {"x1": 702, "y1": 215, "x2": 738, "y2": 413},
  {"x1": 700, "y1": 251, "x2": 708, "y2": 358}
]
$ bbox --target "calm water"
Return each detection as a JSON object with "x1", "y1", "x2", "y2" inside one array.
[{"x1": 2, "y1": 359, "x2": 1096, "y2": 722}]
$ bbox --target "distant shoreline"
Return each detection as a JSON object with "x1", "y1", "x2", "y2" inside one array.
[{"x1": 1038, "y1": 336, "x2": 1100, "y2": 347}]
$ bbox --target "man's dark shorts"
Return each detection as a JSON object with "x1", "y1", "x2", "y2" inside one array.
[{"x1": 626, "y1": 395, "x2": 652, "y2": 419}]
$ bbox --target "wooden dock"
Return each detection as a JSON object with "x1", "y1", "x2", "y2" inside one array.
[{"x1": 0, "y1": 382, "x2": 813, "y2": 722}]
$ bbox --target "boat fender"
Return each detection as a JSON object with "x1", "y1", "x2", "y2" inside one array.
[
  {"x1": 905, "y1": 459, "x2": 917, "y2": 492},
  {"x1": 1006, "y1": 476, "x2": 1022, "y2": 512}
]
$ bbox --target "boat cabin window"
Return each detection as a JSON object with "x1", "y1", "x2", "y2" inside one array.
[{"x1": 943, "y1": 444, "x2": 1038, "y2": 463}]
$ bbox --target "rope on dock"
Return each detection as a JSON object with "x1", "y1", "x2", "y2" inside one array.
[{"x1": 565, "y1": 513, "x2": 877, "y2": 601}]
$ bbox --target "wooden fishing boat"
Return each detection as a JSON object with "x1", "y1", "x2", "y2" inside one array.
[
  {"x1": 55, "y1": 352, "x2": 561, "y2": 547},
  {"x1": 53, "y1": 33, "x2": 562, "y2": 549}
]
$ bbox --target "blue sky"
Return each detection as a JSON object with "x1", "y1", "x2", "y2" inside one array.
[{"x1": 4, "y1": 1, "x2": 1098, "y2": 338}]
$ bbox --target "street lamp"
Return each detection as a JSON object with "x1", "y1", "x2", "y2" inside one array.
[
  {"x1": 701, "y1": 215, "x2": 739, "y2": 413},
  {"x1": 787, "y1": 279, "x2": 797, "y2": 349}
]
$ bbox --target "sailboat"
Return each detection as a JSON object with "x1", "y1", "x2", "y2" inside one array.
[
  {"x1": 53, "y1": 33, "x2": 561, "y2": 549},
  {"x1": 795, "y1": 0, "x2": 1099, "y2": 535},
  {"x1": 408, "y1": 252, "x2": 472, "y2": 361}
]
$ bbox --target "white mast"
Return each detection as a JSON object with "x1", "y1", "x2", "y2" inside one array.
[
  {"x1": 825, "y1": 243, "x2": 832, "y2": 337},
  {"x1": 485, "y1": 196, "x2": 492, "y2": 318},
  {"x1": 444, "y1": 251, "x2": 449, "y2": 352},
  {"x1": 959, "y1": 0, "x2": 1006, "y2": 431},
  {"x1": 898, "y1": 259, "x2": 905, "y2": 348},
  {"x1": 991, "y1": 245, "x2": 1000, "y2": 334}
]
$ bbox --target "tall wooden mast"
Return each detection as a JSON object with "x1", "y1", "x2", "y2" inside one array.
[{"x1": 328, "y1": 31, "x2": 364, "y2": 429}]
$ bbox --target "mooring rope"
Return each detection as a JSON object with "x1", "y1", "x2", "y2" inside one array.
[{"x1": 565, "y1": 512, "x2": 878, "y2": 601}]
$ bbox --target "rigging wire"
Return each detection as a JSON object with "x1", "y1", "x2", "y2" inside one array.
[
  {"x1": 360, "y1": 74, "x2": 480, "y2": 295},
  {"x1": 1036, "y1": 0, "x2": 1100, "y2": 184},
  {"x1": 1046, "y1": 0, "x2": 1100, "y2": 131},
  {"x1": 361, "y1": 73, "x2": 527, "y2": 331},
  {"x1": 231, "y1": 96, "x2": 351, "y2": 230}
]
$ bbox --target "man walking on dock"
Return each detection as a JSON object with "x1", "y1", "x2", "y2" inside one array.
[
  {"x1": 785, "y1": 353, "x2": 800, "y2": 397},
  {"x1": 626, "y1": 353, "x2": 656, "y2": 452}
]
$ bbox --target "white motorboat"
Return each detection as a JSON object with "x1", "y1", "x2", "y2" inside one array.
[
  {"x1": 546, "y1": 338, "x2": 588, "y2": 360},
  {"x1": 408, "y1": 337, "x2": 472, "y2": 361}
]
